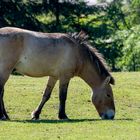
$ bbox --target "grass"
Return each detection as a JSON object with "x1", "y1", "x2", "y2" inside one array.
[{"x1": 0, "y1": 72, "x2": 140, "y2": 140}]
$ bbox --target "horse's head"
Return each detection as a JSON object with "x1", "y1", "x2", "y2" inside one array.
[{"x1": 92, "y1": 76, "x2": 115, "y2": 120}]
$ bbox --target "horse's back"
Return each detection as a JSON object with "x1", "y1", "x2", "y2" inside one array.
[{"x1": 0, "y1": 27, "x2": 79, "y2": 78}]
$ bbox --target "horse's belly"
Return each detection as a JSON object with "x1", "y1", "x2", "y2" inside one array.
[
  {"x1": 15, "y1": 55, "x2": 60, "y2": 77},
  {"x1": 15, "y1": 52, "x2": 75, "y2": 78},
  {"x1": 15, "y1": 49, "x2": 59, "y2": 77}
]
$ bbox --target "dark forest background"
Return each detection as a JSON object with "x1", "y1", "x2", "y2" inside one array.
[{"x1": 0, "y1": 0, "x2": 140, "y2": 71}]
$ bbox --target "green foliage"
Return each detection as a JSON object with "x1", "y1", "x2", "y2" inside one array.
[
  {"x1": 130, "y1": 0, "x2": 140, "y2": 25},
  {"x1": 117, "y1": 25, "x2": 140, "y2": 71},
  {"x1": 105, "y1": 0, "x2": 128, "y2": 30},
  {"x1": 124, "y1": 0, "x2": 140, "y2": 26},
  {"x1": 0, "y1": 0, "x2": 41, "y2": 30},
  {"x1": 0, "y1": 0, "x2": 140, "y2": 71}
]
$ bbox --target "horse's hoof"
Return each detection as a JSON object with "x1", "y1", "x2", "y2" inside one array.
[
  {"x1": 59, "y1": 117, "x2": 70, "y2": 121},
  {"x1": 58, "y1": 114, "x2": 69, "y2": 120},
  {"x1": 4, "y1": 115, "x2": 10, "y2": 120},
  {"x1": 31, "y1": 117, "x2": 39, "y2": 120},
  {"x1": 0, "y1": 115, "x2": 8, "y2": 121},
  {"x1": 5, "y1": 117, "x2": 10, "y2": 120},
  {"x1": 31, "y1": 111, "x2": 40, "y2": 120}
]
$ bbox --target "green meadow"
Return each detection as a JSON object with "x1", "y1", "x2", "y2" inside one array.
[{"x1": 0, "y1": 72, "x2": 139, "y2": 140}]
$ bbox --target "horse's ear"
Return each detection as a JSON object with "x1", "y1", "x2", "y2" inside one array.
[
  {"x1": 110, "y1": 77, "x2": 115, "y2": 85},
  {"x1": 102, "y1": 76, "x2": 111, "y2": 88}
]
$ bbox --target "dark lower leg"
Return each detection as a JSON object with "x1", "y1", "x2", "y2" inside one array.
[
  {"x1": 58, "y1": 82, "x2": 69, "y2": 120},
  {"x1": 0, "y1": 86, "x2": 5, "y2": 119},
  {"x1": 32, "y1": 77, "x2": 57, "y2": 120},
  {"x1": 0, "y1": 101, "x2": 3, "y2": 119},
  {"x1": 1, "y1": 88, "x2": 9, "y2": 119},
  {"x1": 0, "y1": 74, "x2": 10, "y2": 120},
  {"x1": 2, "y1": 100, "x2": 9, "y2": 119}
]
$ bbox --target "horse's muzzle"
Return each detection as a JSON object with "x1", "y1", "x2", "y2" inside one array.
[{"x1": 100, "y1": 109, "x2": 115, "y2": 120}]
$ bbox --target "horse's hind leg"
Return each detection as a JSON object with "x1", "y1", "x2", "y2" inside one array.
[
  {"x1": 1, "y1": 89, "x2": 9, "y2": 119},
  {"x1": 0, "y1": 85, "x2": 4, "y2": 119},
  {"x1": 32, "y1": 76, "x2": 57, "y2": 120},
  {"x1": 0, "y1": 86, "x2": 8, "y2": 120},
  {"x1": 0, "y1": 74, "x2": 10, "y2": 120}
]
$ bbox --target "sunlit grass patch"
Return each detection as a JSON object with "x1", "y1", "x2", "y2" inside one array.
[{"x1": 0, "y1": 72, "x2": 140, "y2": 140}]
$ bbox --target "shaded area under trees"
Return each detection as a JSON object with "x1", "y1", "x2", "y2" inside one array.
[{"x1": 0, "y1": 0, "x2": 139, "y2": 71}]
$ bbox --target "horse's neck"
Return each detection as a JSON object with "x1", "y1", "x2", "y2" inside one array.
[{"x1": 79, "y1": 62, "x2": 102, "y2": 88}]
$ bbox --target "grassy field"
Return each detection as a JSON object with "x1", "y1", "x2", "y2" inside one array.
[{"x1": 0, "y1": 72, "x2": 140, "y2": 140}]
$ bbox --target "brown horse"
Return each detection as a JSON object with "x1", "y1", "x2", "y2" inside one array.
[{"x1": 0, "y1": 27, "x2": 115, "y2": 120}]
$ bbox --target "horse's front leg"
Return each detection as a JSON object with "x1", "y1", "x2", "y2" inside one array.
[
  {"x1": 58, "y1": 77, "x2": 70, "y2": 120},
  {"x1": 32, "y1": 76, "x2": 57, "y2": 120}
]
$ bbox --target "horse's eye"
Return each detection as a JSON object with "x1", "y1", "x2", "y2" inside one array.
[{"x1": 106, "y1": 94, "x2": 111, "y2": 98}]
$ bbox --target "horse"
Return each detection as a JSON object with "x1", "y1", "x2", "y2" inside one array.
[{"x1": 0, "y1": 27, "x2": 115, "y2": 120}]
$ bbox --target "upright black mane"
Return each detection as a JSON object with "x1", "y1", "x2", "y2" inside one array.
[{"x1": 69, "y1": 31, "x2": 115, "y2": 85}]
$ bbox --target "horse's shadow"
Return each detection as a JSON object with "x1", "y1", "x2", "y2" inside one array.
[{"x1": 9, "y1": 118, "x2": 133, "y2": 124}]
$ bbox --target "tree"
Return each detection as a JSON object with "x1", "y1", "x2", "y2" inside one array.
[
  {"x1": 131, "y1": 0, "x2": 140, "y2": 25},
  {"x1": 0, "y1": 0, "x2": 43, "y2": 30},
  {"x1": 117, "y1": 26, "x2": 140, "y2": 71},
  {"x1": 0, "y1": 0, "x2": 132, "y2": 71}
]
